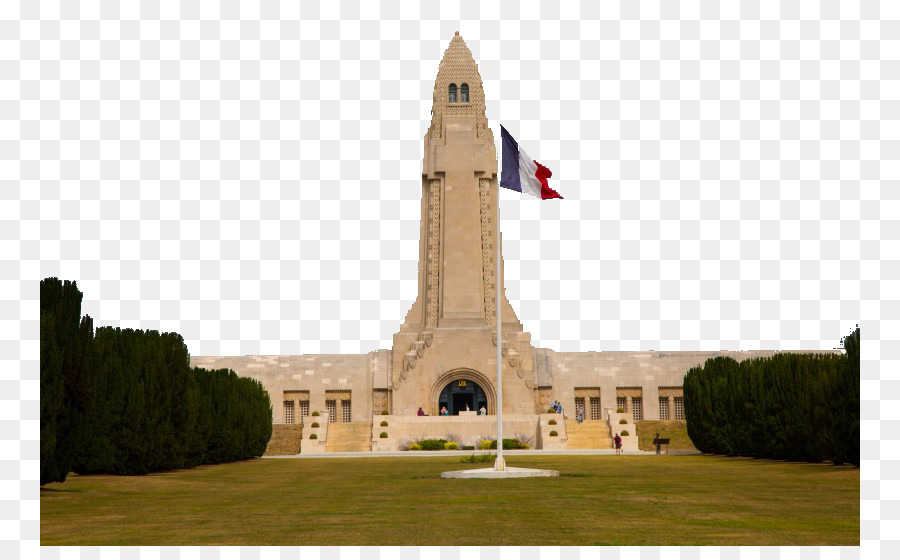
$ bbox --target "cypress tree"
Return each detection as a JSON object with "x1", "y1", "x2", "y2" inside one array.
[{"x1": 40, "y1": 278, "x2": 95, "y2": 485}]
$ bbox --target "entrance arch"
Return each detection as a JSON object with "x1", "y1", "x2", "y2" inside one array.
[{"x1": 430, "y1": 368, "x2": 497, "y2": 416}]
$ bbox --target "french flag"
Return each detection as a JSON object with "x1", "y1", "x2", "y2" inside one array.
[{"x1": 500, "y1": 125, "x2": 562, "y2": 200}]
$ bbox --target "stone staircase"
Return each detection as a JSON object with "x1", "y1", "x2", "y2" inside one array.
[
  {"x1": 263, "y1": 424, "x2": 302, "y2": 456},
  {"x1": 565, "y1": 420, "x2": 612, "y2": 450},
  {"x1": 324, "y1": 421, "x2": 372, "y2": 453}
]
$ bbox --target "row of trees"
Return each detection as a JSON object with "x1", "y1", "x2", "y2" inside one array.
[
  {"x1": 40, "y1": 278, "x2": 272, "y2": 484},
  {"x1": 683, "y1": 327, "x2": 860, "y2": 466}
]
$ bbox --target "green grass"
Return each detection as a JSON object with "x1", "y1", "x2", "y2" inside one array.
[
  {"x1": 636, "y1": 420, "x2": 698, "y2": 452},
  {"x1": 41, "y1": 455, "x2": 858, "y2": 546}
]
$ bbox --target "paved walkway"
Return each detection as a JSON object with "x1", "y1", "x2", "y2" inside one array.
[{"x1": 264, "y1": 449, "x2": 700, "y2": 459}]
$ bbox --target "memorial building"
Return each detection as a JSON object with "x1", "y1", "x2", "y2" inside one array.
[{"x1": 192, "y1": 34, "x2": 817, "y2": 453}]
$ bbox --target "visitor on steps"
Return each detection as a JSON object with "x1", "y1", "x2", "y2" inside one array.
[
  {"x1": 614, "y1": 433, "x2": 622, "y2": 455},
  {"x1": 654, "y1": 433, "x2": 662, "y2": 455},
  {"x1": 417, "y1": 407, "x2": 425, "y2": 416},
  {"x1": 479, "y1": 405, "x2": 486, "y2": 416},
  {"x1": 440, "y1": 406, "x2": 448, "y2": 416}
]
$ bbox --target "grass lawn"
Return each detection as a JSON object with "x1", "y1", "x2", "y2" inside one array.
[
  {"x1": 41, "y1": 454, "x2": 858, "y2": 546},
  {"x1": 635, "y1": 420, "x2": 698, "y2": 452}
]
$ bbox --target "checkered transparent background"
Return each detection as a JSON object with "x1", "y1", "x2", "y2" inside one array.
[{"x1": 2, "y1": 0, "x2": 893, "y2": 558}]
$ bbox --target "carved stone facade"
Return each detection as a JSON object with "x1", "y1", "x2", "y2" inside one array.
[{"x1": 189, "y1": 34, "x2": 838, "y2": 451}]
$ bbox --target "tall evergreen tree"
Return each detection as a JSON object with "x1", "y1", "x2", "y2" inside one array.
[{"x1": 40, "y1": 278, "x2": 95, "y2": 485}]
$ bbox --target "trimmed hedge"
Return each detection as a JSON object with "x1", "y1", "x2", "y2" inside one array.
[
  {"x1": 683, "y1": 327, "x2": 860, "y2": 466},
  {"x1": 549, "y1": 431, "x2": 558, "y2": 437},
  {"x1": 41, "y1": 278, "x2": 272, "y2": 482}
]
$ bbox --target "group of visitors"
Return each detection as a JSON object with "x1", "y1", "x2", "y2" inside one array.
[
  {"x1": 550, "y1": 400, "x2": 564, "y2": 414},
  {"x1": 421, "y1": 405, "x2": 488, "y2": 416}
]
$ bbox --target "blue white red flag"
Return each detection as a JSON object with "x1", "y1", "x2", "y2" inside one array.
[{"x1": 500, "y1": 125, "x2": 562, "y2": 200}]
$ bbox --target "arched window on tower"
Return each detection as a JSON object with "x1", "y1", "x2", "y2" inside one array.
[
  {"x1": 460, "y1": 83, "x2": 469, "y2": 102},
  {"x1": 448, "y1": 83, "x2": 457, "y2": 103}
]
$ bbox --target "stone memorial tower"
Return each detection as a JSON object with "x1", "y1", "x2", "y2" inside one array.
[{"x1": 389, "y1": 33, "x2": 538, "y2": 416}]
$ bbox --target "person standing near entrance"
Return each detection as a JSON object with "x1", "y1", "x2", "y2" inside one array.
[
  {"x1": 440, "y1": 406, "x2": 448, "y2": 416},
  {"x1": 417, "y1": 407, "x2": 425, "y2": 416},
  {"x1": 654, "y1": 432, "x2": 662, "y2": 455},
  {"x1": 614, "y1": 433, "x2": 622, "y2": 455},
  {"x1": 479, "y1": 405, "x2": 486, "y2": 415}
]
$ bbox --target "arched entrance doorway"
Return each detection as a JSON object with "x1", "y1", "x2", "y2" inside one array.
[
  {"x1": 438, "y1": 379, "x2": 488, "y2": 415},
  {"x1": 430, "y1": 368, "x2": 496, "y2": 416}
]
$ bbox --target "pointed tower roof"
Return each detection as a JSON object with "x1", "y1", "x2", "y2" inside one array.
[{"x1": 429, "y1": 33, "x2": 488, "y2": 138}]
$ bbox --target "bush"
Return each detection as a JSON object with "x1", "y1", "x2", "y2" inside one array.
[
  {"x1": 549, "y1": 419, "x2": 557, "y2": 425},
  {"x1": 620, "y1": 430, "x2": 629, "y2": 436},
  {"x1": 461, "y1": 445, "x2": 475, "y2": 450},
  {"x1": 407, "y1": 442, "x2": 422, "y2": 451},
  {"x1": 616, "y1": 407, "x2": 625, "y2": 413},
  {"x1": 419, "y1": 438, "x2": 447, "y2": 451},
  {"x1": 619, "y1": 419, "x2": 627, "y2": 424},
  {"x1": 480, "y1": 439, "x2": 530, "y2": 450},
  {"x1": 444, "y1": 441, "x2": 459, "y2": 450},
  {"x1": 311, "y1": 411, "x2": 320, "y2": 416},
  {"x1": 309, "y1": 434, "x2": 318, "y2": 440},
  {"x1": 379, "y1": 432, "x2": 388, "y2": 438},
  {"x1": 549, "y1": 430, "x2": 558, "y2": 437},
  {"x1": 381, "y1": 411, "x2": 389, "y2": 415},
  {"x1": 311, "y1": 422, "x2": 320, "y2": 428},
  {"x1": 684, "y1": 328, "x2": 860, "y2": 466},
  {"x1": 460, "y1": 453, "x2": 494, "y2": 464},
  {"x1": 380, "y1": 421, "x2": 388, "y2": 427}
]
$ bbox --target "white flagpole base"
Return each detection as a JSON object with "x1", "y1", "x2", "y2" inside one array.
[{"x1": 494, "y1": 456, "x2": 506, "y2": 471}]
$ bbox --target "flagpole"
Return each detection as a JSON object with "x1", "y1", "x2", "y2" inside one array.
[{"x1": 495, "y1": 178, "x2": 505, "y2": 471}]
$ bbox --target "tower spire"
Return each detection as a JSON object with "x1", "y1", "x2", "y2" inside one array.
[{"x1": 401, "y1": 34, "x2": 521, "y2": 333}]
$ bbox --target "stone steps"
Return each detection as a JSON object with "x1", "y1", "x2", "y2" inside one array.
[
  {"x1": 263, "y1": 424, "x2": 303, "y2": 456},
  {"x1": 565, "y1": 420, "x2": 611, "y2": 449},
  {"x1": 325, "y1": 421, "x2": 372, "y2": 453}
]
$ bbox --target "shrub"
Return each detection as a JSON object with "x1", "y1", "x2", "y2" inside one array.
[
  {"x1": 407, "y1": 442, "x2": 422, "y2": 451},
  {"x1": 480, "y1": 439, "x2": 530, "y2": 450},
  {"x1": 620, "y1": 430, "x2": 629, "y2": 436},
  {"x1": 379, "y1": 432, "x2": 388, "y2": 438},
  {"x1": 547, "y1": 407, "x2": 557, "y2": 413},
  {"x1": 309, "y1": 434, "x2": 318, "y2": 440},
  {"x1": 419, "y1": 438, "x2": 447, "y2": 451},
  {"x1": 549, "y1": 430, "x2": 558, "y2": 437},
  {"x1": 549, "y1": 419, "x2": 557, "y2": 425},
  {"x1": 380, "y1": 421, "x2": 388, "y2": 427},
  {"x1": 461, "y1": 445, "x2": 475, "y2": 450},
  {"x1": 381, "y1": 411, "x2": 389, "y2": 415},
  {"x1": 311, "y1": 422, "x2": 320, "y2": 428},
  {"x1": 311, "y1": 411, "x2": 320, "y2": 416},
  {"x1": 443, "y1": 441, "x2": 459, "y2": 450},
  {"x1": 460, "y1": 453, "x2": 494, "y2": 464},
  {"x1": 616, "y1": 407, "x2": 625, "y2": 413},
  {"x1": 619, "y1": 419, "x2": 627, "y2": 424}
]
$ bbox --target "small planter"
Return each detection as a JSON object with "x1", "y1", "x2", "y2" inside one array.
[
  {"x1": 549, "y1": 430, "x2": 558, "y2": 437},
  {"x1": 619, "y1": 419, "x2": 627, "y2": 424},
  {"x1": 380, "y1": 421, "x2": 388, "y2": 427},
  {"x1": 380, "y1": 432, "x2": 388, "y2": 438},
  {"x1": 549, "y1": 419, "x2": 557, "y2": 425},
  {"x1": 312, "y1": 411, "x2": 320, "y2": 416},
  {"x1": 620, "y1": 430, "x2": 629, "y2": 436},
  {"x1": 311, "y1": 422, "x2": 320, "y2": 428},
  {"x1": 310, "y1": 434, "x2": 318, "y2": 440}
]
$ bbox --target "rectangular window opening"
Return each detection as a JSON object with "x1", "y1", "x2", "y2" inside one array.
[{"x1": 283, "y1": 401, "x2": 294, "y2": 424}]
